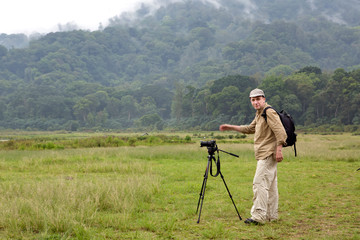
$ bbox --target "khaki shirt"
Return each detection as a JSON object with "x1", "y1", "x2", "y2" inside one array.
[{"x1": 238, "y1": 103, "x2": 287, "y2": 160}]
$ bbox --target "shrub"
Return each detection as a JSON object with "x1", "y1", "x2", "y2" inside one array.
[
  {"x1": 128, "y1": 138, "x2": 137, "y2": 146},
  {"x1": 235, "y1": 134, "x2": 246, "y2": 139}
]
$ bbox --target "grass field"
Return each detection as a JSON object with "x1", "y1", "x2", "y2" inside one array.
[{"x1": 0, "y1": 132, "x2": 359, "y2": 239}]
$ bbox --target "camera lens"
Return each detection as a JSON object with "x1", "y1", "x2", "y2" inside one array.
[{"x1": 200, "y1": 140, "x2": 216, "y2": 147}]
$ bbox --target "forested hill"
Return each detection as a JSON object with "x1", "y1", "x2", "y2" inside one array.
[{"x1": 0, "y1": 0, "x2": 360, "y2": 131}]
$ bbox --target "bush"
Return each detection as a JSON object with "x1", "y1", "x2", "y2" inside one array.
[
  {"x1": 235, "y1": 134, "x2": 246, "y2": 139},
  {"x1": 128, "y1": 138, "x2": 137, "y2": 146},
  {"x1": 344, "y1": 125, "x2": 359, "y2": 132}
]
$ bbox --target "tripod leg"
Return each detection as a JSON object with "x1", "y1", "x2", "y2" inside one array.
[
  {"x1": 196, "y1": 155, "x2": 212, "y2": 223},
  {"x1": 219, "y1": 171, "x2": 242, "y2": 221},
  {"x1": 196, "y1": 168, "x2": 207, "y2": 214}
]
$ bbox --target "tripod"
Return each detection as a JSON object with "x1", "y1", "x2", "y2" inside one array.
[{"x1": 196, "y1": 141, "x2": 242, "y2": 223}]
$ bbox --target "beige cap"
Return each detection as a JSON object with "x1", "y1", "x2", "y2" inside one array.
[{"x1": 249, "y1": 88, "x2": 265, "y2": 98}]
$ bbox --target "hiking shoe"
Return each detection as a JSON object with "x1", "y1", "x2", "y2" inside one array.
[{"x1": 244, "y1": 218, "x2": 261, "y2": 225}]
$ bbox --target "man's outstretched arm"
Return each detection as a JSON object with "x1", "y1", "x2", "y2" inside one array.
[
  {"x1": 219, "y1": 119, "x2": 256, "y2": 134},
  {"x1": 219, "y1": 124, "x2": 242, "y2": 132}
]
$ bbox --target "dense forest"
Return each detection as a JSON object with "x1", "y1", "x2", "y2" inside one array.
[{"x1": 0, "y1": 0, "x2": 360, "y2": 131}]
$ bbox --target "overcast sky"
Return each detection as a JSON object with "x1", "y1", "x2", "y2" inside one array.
[{"x1": 0, "y1": 0, "x2": 155, "y2": 35}]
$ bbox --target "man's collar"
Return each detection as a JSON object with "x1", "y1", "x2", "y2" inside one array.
[{"x1": 257, "y1": 102, "x2": 269, "y2": 114}]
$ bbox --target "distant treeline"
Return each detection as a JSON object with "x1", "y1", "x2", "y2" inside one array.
[{"x1": 0, "y1": 66, "x2": 359, "y2": 131}]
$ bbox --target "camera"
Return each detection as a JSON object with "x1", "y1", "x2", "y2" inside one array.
[{"x1": 200, "y1": 140, "x2": 216, "y2": 148}]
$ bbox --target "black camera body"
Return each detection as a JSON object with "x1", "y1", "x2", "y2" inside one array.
[
  {"x1": 200, "y1": 140, "x2": 216, "y2": 148},
  {"x1": 200, "y1": 140, "x2": 218, "y2": 155}
]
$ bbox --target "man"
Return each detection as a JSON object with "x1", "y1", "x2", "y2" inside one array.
[{"x1": 219, "y1": 88, "x2": 287, "y2": 225}]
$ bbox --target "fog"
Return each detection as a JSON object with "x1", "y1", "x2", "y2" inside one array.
[{"x1": 1, "y1": 0, "x2": 358, "y2": 35}]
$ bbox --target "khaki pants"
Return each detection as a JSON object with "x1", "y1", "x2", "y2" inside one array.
[{"x1": 250, "y1": 155, "x2": 278, "y2": 223}]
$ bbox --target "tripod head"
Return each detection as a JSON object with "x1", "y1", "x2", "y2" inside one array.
[
  {"x1": 200, "y1": 140, "x2": 218, "y2": 155},
  {"x1": 200, "y1": 140, "x2": 239, "y2": 158}
]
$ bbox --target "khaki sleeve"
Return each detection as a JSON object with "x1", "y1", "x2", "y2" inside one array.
[
  {"x1": 238, "y1": 118, "x2": 256, "y2": 134},
  {"x1": 266, "y1": 109, "x2": 287, "y2": 146}
]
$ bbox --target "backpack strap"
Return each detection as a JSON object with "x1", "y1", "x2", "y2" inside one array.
[{"x1": 261, "y1": 106, "x2": 273, "y2": 122}]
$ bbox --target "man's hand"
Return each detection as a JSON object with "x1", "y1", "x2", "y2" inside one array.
[
  {"x1": 276, "y1": 145, "x2": 283, "y2": 162},
  {"x1": 220, "y1": 124, "x2": 243, "y2": 132},
  {"x1": 219, "y1": 124, "x2": 232, "y2": 131}
]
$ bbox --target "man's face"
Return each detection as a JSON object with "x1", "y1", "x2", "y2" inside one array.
[{"x1": 250, "y1": 96, "x2": 266, "y2": 110}]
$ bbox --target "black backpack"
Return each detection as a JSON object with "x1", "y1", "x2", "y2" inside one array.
[{"x1": 262, "y1": 107, "x2": 297, "y2": 156}]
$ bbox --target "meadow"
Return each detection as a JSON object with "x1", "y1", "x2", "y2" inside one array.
[{"x1": 0, "y1": 131, "x2": 359, "y2": 239}]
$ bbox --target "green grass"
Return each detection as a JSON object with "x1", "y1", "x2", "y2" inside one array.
[{"x1": 0, "y1": 133, "x2": 359, "y2": 239}]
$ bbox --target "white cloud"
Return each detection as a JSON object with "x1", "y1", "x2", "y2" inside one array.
[{"x1": 0, "y1": 0, "x2": 154, "y2": 34}]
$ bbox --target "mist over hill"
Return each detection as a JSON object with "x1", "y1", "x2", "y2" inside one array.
[
  {"x1": 0, "y1": 0, "x2": 360, "y2": 131},
  {"x1": 113, "y1": 0, "x2": 360, "y2": 27},
  {"x1": 2, "y1": 0, "x2": 360, "y2": 49}
]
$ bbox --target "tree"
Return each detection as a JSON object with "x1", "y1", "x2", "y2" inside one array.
[
  {"x1": 92, "y1": 91, "x2": 109, "y2": 112},
  {"x1": 284, "y1": 73, "x2": 315, "y2": 113},
  {"x1": 139, "y1": 96, "x2": 157, "y2": 115},
  {"x1": 297, "y1": 66, "x2": 322, "y2": 75},
  {"x1": 210, "y1": 75, "x2": 256, "y2": 94},
  {"x1": 325, "y1": 68, "x2": 348, "y2": 120},
  {"x1": 106, "y1": 97, "x2": 122, "y2": 118},
  {"x1": 134, "y1": 84, "x2": 173, "y2": 118},
  {"x1": 266, "y1": 65, "x2": 294, "y2": 76},
  {"x1": 282, "y1": 94, "x2": 302, "y2": 116},
  {"x1": 73, "y1": 98, "x2": 93, "y2": 122},
  {"x1": 137, "y1": 113, "x2": 162, "y2": 128},
  {"x1": 192, "y1": 89, "x2": 211, "y2": 116},
  {"x1": 95, "y1": 110, "x2": 108, "y2": 127},
  {"x1": 260, "y1": 75, "x2": 285, "y2": 99},
  {"x1": 0, "y1": 99, "x2": 6, "y2": 120},
  {"x1": 189, "y1": 27, "x2": 215, "y2": 49},
  {"x1": 0, "y1": 45, "x2": 7, "y2": 57},
  {"x1": 171, "y1": 82, "x2": 185, "y2": 120},
  {"x1": 120, "y1": 95, "x2": 138, "y2": 121},
  {"x1": 208, "y1": 86, "x2": 242, "y2": 116},
  {"x1": 182, "y1": 85, "x2": 196, "y2": 118}
]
